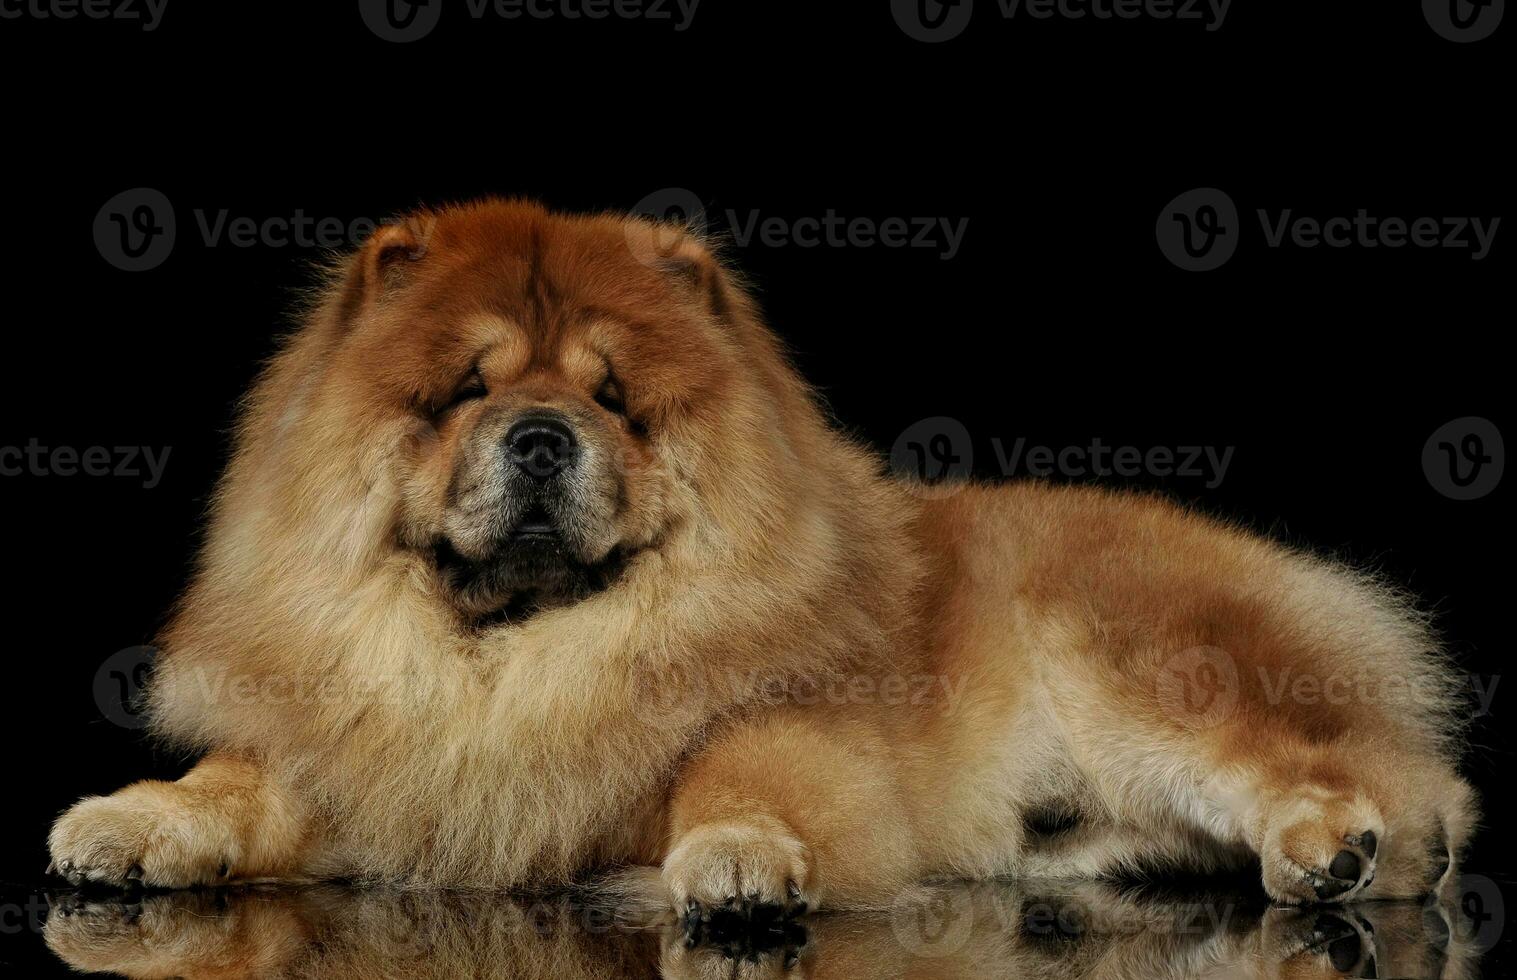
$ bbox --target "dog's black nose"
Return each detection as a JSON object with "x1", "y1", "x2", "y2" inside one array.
[{"x1": 505, "y1": 413, "x2": 577, "y2": 479}]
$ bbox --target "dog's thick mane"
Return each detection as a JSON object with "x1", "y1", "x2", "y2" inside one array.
[{"x1": 146, "y1": 201, "x2": 923, "y2": 886}]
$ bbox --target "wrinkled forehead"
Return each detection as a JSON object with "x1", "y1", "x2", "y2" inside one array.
[{"x1": 347, "y1": 212, "x2": 730, "y2": 405}]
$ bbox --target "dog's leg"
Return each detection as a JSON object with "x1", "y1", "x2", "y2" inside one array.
[
  {"x1": 1072, "y1": 712, "x2": 1476, "y2": 905},
  {"x1": 1210, "y1": 743, "x2": 1474, "y2": 905},
  {"x1": 48, "y1": 753, "x2": 308, "y2": 888},
  {"x1": 664, "y1": 706, "x2": 919, "y2": 916},
  {"x1": 1060, "y1": 686, "x2": 1473, "y2": 905}
]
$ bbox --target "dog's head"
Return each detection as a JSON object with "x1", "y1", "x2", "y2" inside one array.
[{"x1": 282, "y1": 200, "x2": 791, "y2": 625}]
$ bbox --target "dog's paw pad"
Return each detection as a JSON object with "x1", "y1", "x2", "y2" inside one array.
[
  {"x1": 664, "y1": 817, "x2": 814, "y2": 923},
  {"x1": 1260, "y1": 795, "x2": 1384, "y2": 905},
  {"x1": 48, "y1": 794, "x2": 234, "y2": 890}
]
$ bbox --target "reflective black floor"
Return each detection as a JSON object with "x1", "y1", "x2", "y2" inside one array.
[{"x1": 2, "y1": 876, "x2": 1502, "y2": 979}]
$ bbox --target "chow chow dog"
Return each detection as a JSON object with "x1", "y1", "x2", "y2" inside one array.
[{"x1": 49, "y1": 199, "x2": 1474, "y2": 917}]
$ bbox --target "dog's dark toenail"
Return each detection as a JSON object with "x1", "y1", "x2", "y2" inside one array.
[
  {"x1": 1359, "y1": 830, "x2": 1377, "y2": 858},
  {"x1": 1328, "y1": 933, "x2": 1362, "y2": 972},
  {"x1": 1313, "y1": 876, "x2": 1354, "y2": 900},
  {"x1": 1329, "y1": 849, "x2": 1361, "y2": 881},
  {"x1": 787, "y1": 879, "x2": 801, "y2": 900},
  {"x1": 784, "y1": 950, "x2": 800, "y2": 969},
  {"x1": 126, "y1": 864, "x2": 143, "y2": 881},
  {"x1": 218, "y1": 862, "x2": 230, "y2": 877}
]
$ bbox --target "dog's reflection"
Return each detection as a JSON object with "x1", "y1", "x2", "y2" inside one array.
[{"x1": 45, "y1": 878, "x2": 1486, "y2": 979}]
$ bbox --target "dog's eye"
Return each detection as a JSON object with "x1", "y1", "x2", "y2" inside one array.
[
  {"x1": 440, "y1": 371, "x2": 486, "y2": 413},
  {"x1": 594, "y1": 375, "x2": 626, "y2": 416}
]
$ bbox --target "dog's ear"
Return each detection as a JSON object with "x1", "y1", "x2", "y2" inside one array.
[
  {"x1": 628, "y1": 220, "x2": 743, "y2": 323},
  {"x1": 335, "y1": 214, "x2": 435, "y2": 320},
  {"x1": 658, "y1": 242, "x2": 736, "y2": 321}
]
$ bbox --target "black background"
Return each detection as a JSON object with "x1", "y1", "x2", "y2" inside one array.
[{"x1": 0, "y1": 0, "x2": 1509, "y2": 972}]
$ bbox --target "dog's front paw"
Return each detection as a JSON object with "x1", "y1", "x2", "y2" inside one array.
[
  {"x1": 1258, "y1": 791, "x2": 1383, "y2": 905},
  {"x1": 48, "y1": 788, "x2": 236, "y2": 889},
  {"x1": 663, "y1": 816, "x2": 815, "y2": 924}
]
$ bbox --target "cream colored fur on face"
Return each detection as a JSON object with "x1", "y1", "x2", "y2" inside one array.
[{"x1": 49, "y1": 200, "x2": 1474, "y2": 914}]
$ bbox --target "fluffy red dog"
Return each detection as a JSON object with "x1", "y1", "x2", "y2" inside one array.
[{"x1": 50, "y1": 199, "x2": 1474, "y2": 916}]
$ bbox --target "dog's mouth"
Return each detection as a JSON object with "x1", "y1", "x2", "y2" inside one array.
[
  {"x1": 511, "y1": 504, "x2": 558, "y2": 539},
  {"x1": 431, "y1": 511, "x2": 630, "y2": 628}
]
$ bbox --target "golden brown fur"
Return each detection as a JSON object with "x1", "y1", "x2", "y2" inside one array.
[{"x1": 49, "y1": 199, "x2": 1474, "y2": 913}]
